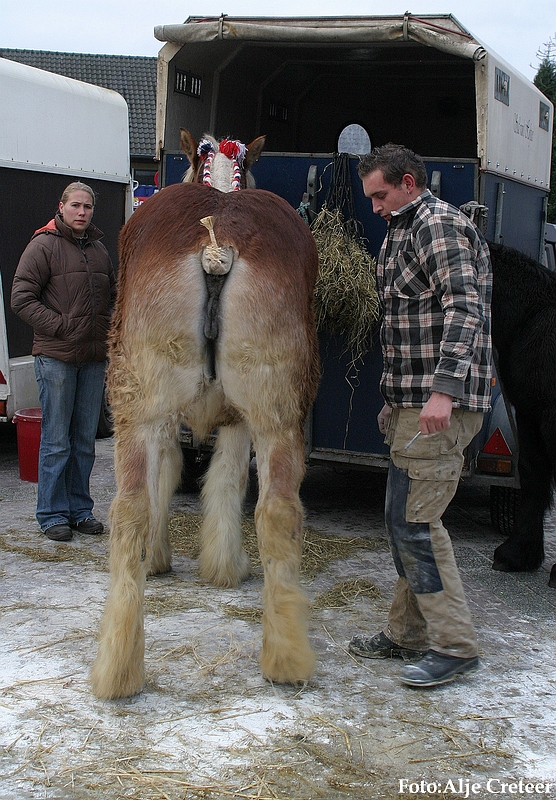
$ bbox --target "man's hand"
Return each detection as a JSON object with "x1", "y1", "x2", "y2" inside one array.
[
  {"x1": 419, "y1": 392, "x2": 453, "y2": 434},
  {"x1": 377, "y1": 404, "x2": 392, "y2": 435}
]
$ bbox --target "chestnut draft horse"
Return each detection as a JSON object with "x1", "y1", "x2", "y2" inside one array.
[{"x1": 91, "y1": 130, "x2": 320, "y2": 699}]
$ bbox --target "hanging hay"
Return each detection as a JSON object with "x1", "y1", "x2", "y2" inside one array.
[
  {"x1": 168, "y1": 511, "x2": 386, "y2": 582},
  {"x1": 312, "y1": 205, "x2": 380, "y2": 360}
]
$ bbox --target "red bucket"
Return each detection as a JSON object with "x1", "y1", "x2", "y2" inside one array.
[{"x1": 12, "y1": 408, "x2": 42, "y2": 482}]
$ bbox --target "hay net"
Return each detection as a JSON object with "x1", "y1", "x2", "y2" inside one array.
[{"x1": 311, "y1": 153, "x2": 380, "y2": 359}]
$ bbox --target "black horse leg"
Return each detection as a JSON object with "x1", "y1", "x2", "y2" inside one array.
[{"x1": 493, "y1": 412, "x2": 549, "y2": 572}]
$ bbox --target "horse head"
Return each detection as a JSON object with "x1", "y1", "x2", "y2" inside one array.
[{"x1": 180, "y1": 129, "x2": 266, "y2": 193}]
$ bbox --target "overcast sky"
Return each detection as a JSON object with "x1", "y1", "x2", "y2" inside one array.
[{"x1": 1, "y1": 0, "x2": 555, "y2": 81}]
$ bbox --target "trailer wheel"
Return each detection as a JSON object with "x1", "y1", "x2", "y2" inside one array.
[
  {"x1": 96, "y1": 383, "x2": 113, "y2": 439},
  {"x1": 179, "y1": 449, "x2": 209, "y2": 493},
  {"x1": 490, "y1": 485, "x2": 520, "y2": 536}
]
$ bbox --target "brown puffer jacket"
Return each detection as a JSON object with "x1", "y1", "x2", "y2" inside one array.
[{"x1": 11, "y1": 213, "x2": 116, "y2": 363}]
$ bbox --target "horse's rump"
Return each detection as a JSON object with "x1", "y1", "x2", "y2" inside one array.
[{"x1": 110, "y1": 182, "x2": 320, "y2": 431}]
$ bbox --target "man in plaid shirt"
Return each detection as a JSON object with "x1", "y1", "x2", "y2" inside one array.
[{"x1": 349, "y1": 144, "x2": 492, "y2": 687}]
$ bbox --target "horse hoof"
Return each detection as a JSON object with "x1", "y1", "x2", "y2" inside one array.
[
  {"x1": 492, "y1": 557, "x2": 543, "y2": 573},
  {"x1": 549, "y1": 564, "x2": 556, "y2": 589},
  {"x1": 492, "y1": 558, "x2": 514, "y2": 573},
  {"x1": 90, "y1": 658, "x2": 145, "y2": 700},
  {"x1": 147, "y1": 564, "x2": 172, "y2": 577},
  {"x1": 492, "y1": 542, "x2": 544, "y2": 573},
  {"x1": 261, "y1": 659, "x2": 315, "y2": 686}
]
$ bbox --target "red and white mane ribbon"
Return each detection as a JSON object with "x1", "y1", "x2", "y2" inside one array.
[{"x1": 197, "y1": 138, "x2": 247, "y2": 191}]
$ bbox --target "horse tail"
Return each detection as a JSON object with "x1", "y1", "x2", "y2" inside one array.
[{"x1": 200, "y1": 215, "x2": 236, "y2": 381}]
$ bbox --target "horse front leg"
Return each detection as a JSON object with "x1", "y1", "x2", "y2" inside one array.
[
  {"x1": 198, "y1": 423, "x2": 252, "y2": 587},
  {"x1": 254, "y1": 428, "x2": 315, "y2": 684},
  {"x1": 91, "y1": 427, "x2": 155, "y2": 699},
  {"x1": 148, "y1": 428, "x2": 183, "y2": 575}
]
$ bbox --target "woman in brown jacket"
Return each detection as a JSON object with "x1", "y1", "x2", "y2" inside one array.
[{"x1": 11, "y1": 182, "x2": 116, "y2": 541}]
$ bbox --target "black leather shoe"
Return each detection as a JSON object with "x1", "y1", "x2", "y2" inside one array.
[
  {"x1": 349, "y1": 631, "x2": 426, "y2": 661},
  {"x1": 400, "y1": 650, "x2": 479, "y2": 687},
  {"x1": 44, "y1": 524, "x2": 73, "y2": 541},
  {"x1": 71, "y1": 518, "x2": 104, "y2": 535}
]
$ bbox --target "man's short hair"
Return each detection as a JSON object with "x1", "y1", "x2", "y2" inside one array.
[{"x1": 358, "y1": 143, "x2": 428, "y2": 190}]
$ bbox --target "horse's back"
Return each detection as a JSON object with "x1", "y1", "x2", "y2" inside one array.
[{"x1": 121, "y1": 183, "x2": 316, "y2": 273}]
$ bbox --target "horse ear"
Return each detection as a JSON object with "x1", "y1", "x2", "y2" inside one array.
[
  {"x1": 180, "y1": 129, "x2": 199, "y2": 169},
  {"x1": 245, "y1": 136, "x2": 266, "y2": 168}
]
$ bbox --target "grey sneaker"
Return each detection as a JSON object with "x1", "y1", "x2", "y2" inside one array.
[
  {"x1": 349, "y1": 631, "x2": 426, "y2": 661},
  {"x1": 400, "y1": 650, "x2": 479, "y2": 687}
]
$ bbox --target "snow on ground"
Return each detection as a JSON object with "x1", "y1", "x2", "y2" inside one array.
[{"x1": 1, "y1": 432, "x2": 555, "y2": 799}]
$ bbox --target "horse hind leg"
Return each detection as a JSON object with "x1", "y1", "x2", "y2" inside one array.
[
  {"x1": 254, "y1": 429, "x2": 315, "y2": 684},
  {"x1": 493, "y1": 412, "x2": 549, "y2": 572},
  {"x1": 91, "y1": 422, "x2": 180, "y2": 699},
  {"x1": 91, "y1": 429, "x2": 149, "y2": 699},
  {"x1": 198, "y1": 422, "x2": 252, "y2": 587}
]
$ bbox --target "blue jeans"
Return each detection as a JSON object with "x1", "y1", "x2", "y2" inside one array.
[{"x1": 34, "y1": 356, "x2": 106, "y2": 532}]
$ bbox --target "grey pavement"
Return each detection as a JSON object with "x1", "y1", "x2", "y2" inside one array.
[{"x1": 1, "y1": 423, "x2": 556, "y2": 799}]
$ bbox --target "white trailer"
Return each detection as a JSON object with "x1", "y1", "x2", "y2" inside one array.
[
  {"x1": 154, "y1": 13, "x2": 552, "y2": 259},
  {"x1": 153, "y1": 14, "x2": 554, "y2": 527},
  {"x1": 0, "y1": 57, "x2": 132, "y2": 422}
]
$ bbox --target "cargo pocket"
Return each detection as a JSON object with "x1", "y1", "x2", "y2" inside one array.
[{"x1": 405, "y1": 459, "x2": 461, "y2": 523}]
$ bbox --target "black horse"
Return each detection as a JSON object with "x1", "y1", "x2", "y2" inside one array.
[{"x1": 489, "y1": 241, "x2": 556, "y2": 588}]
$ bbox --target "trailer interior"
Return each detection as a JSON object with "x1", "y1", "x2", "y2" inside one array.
[{"x1": 158, "y1": 16, "x2": 479, "y2": 161}]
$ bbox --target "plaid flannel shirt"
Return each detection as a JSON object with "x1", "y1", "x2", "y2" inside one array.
[{"x1": 377, "y1": 190, "x2": 492, "y2": 412}]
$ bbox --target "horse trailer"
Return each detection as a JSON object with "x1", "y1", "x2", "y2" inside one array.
[
  {"x1": 0, "y1": 57, "x2": 132, "y2": 427},
  {"x1": 153, "y1": 14, "x2": 554, "y2": 529}
]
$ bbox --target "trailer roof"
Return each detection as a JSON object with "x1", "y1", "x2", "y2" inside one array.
[
  {"x1": 0, "y1": 58, "x2": 130, "y2": 182},
  {"x1": 154, "y1": 14, "x2": 487, "y2": 63},
  {"x1": 154, "y1": 12, "x2": 553, "y2": 192}
]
